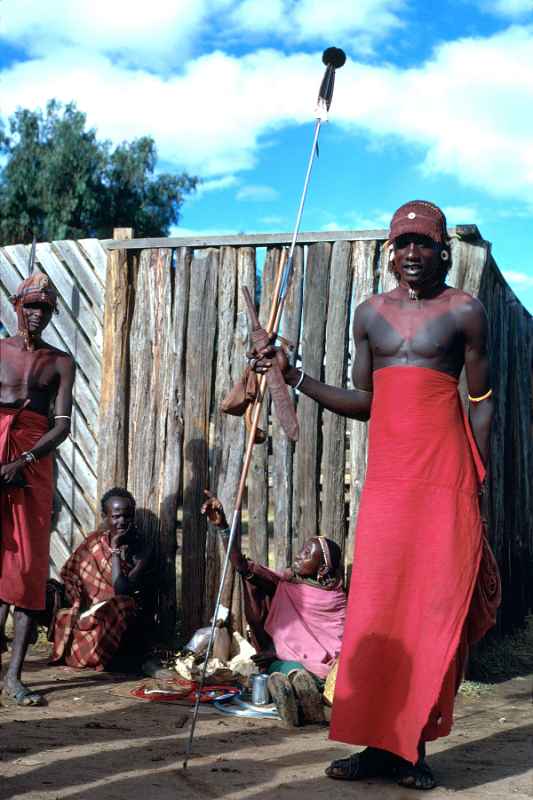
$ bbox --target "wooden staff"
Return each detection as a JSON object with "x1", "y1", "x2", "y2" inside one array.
[{"x1": 183, "y1": 46, "x2": 346, "y2": 769}]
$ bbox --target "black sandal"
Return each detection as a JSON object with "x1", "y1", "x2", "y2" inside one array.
[
  {"x1": 325, "y1": 748, "x2": 395, "y2": 781},
  {"x1": 395, "y1": 760, "x2": 437, "y2": 791}
]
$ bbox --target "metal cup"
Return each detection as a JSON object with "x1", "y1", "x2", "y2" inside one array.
[{"x1": 251, "y1": 673, "x2": 270, "y2": 705}]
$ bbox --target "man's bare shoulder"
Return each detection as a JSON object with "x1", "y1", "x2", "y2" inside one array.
[
  {"x1": 40, "y1": 340, "x2": 73, "y2": 358},
  {"x1": 446, "y1": 288, "x2": 486, "y2": 315},
  {"x1": 446, "y1": 289, "x2": 487, "y2": 333}
]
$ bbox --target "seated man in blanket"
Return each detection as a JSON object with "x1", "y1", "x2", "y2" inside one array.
[
  {"x1": 202, "y1": 491, "x2": 347, "y2": 726},
  {"x1": 51, "y1": 488, "x2": 152, "y2": 671}
]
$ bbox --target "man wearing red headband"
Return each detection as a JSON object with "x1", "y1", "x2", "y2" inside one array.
[
  {"x1": 252, "y1": 201, "x2": 500, "y2": 790},
  {"x1": 0, "y1": 271, "x2": 75, "y2": 706}
]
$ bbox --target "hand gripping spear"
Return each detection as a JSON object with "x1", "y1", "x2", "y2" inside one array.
[{"x1": 182, "y1": 46, "x2": 346, "y2": 769}]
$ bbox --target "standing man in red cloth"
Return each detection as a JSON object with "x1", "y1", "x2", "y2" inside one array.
[
  {"x1": 252, "y1": 201, "x2": 500, "y2": 790},
  {"x1": 0, "y1": 272, "x2": 75, "y2": 705}
]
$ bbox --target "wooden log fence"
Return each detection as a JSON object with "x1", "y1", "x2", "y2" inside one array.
[{"x1": 1, "y1": 226, "x2": 531, "y2": 640}]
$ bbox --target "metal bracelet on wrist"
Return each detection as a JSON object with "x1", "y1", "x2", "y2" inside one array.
[
  {"x1": 21, "y1": 451, "x2": 37, "y2": 465},
  {"x1": 293, "y1": 370, "x2": 305, "y2": 390}
]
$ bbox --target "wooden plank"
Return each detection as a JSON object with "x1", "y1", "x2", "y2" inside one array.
[
  {"x1": 247, "y1": 249, "x2": 275, "y2": 566},
  {"x1": 0, "y1": 283, "x2": 17, "y2": 334},
  {"x1": 206, "y1": 246, "x2": 238, "y2": 618},
  {"x1": 157, "y1": 246, "x2": 191, "y2": 641},
  {"x1": 181, "y1": 248, "x2": 219, "y2": 634},
  {"x1": 207, "y1": 246, "x2": 255, "y2": 632},
  {"x1": 57, "y1": 440, "x2": 97, "y2": 500},
  {"x1": 292, "y1": 242, "x2": 331, "y2": 547},
  {"x1": 271, "y1": 245, "x2": 303, "y2": 571},
  {"x1": 55, "y1": 460, "x2": 96, "y2": 533},
  {"x1": 97, "y1": 236, "x2": 135, "y2": 499},
  {"x1": 102, "y1": 225, "x2": 475, "y2": 252},
  {"x1": 378, "y1": 239, "x2": 397, "y2": 294},
  {"x1": 53, "y1": 240, "x2": 106, "y2": 313},
  {"x1": 320, "y1": 240, "x2": 353, "y2": 555},
  {"x1": 347, "y1": 240, "x2": 378, "y2": 576},
  {"x1": 77, "y1": 239, "x2": 108, "y2": 285},
  {"x1": 66, "y1": 406, "x2": 98, "y2": 470},
  {"x1": 127, "y1": 247, "x2": 179, "y2": 640},
  {"x1": 34, "y1": 242, "x2": 103, "y2": 338}
]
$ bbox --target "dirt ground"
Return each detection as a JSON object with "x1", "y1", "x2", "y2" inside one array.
[{"x1": 0, "y1": 647, "x2": 531, "y2": 800}]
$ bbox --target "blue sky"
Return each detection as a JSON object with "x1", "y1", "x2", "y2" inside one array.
[{"x1": 1, "y1": 1, "x2": 532, "y2": 311}]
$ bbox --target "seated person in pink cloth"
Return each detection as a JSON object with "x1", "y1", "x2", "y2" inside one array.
[{"x1": 202, "y1": 491, "x2": 347, "y2": 726}]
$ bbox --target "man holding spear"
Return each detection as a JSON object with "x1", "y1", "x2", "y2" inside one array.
[{"x1": 252, "y1": 200, "x2": 500, "y2": 790}]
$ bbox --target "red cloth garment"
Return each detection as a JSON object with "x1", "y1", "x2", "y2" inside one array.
[
  {"x1": 265, "y1": 579, "x2": 347, "y2": 679},
  {"x1": 0, "y1": 407, "x2": 53, "y2": 610},
  {"x1": 51, "y1": 530, "x2": 136, "y2": 670},
  {"x1": 330, "y1": 366, "x2": 500, "y2": 763}
]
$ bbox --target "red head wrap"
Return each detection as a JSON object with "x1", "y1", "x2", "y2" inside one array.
[
  {"x1": 389, "y1": 200, "x2": 448, "y2": 244},
  {"x1": 10, "y1": 271, "x2": 59, "y2": 350}
]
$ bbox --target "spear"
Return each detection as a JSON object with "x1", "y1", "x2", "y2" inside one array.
[
  {"x1": 182, "y1": 45, "x2": 346, "y2": 770},
  {"x1": 28, "y1": 236, "x2": 36, "y2": 274}
]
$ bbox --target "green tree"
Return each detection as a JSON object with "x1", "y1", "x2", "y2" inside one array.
[{"x1": 0, "y1": 100, "x2": 197, "y2": 243}]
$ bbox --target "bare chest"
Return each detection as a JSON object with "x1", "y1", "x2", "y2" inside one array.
[
  {"x1": 368, "y1": 300, "x2": 461, "y2": 361},
  {"x1": 0, "y1": 344, "x2": 59, "y2": 396}
]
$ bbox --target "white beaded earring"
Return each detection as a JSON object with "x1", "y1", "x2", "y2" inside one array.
[{"x1": 441, "y1": 249, "x2": 449, "y2": 261}]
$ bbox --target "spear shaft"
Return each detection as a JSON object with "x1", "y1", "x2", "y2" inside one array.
[{"x1": 182, "y1": 46, "x2": 346, "y2": 770}]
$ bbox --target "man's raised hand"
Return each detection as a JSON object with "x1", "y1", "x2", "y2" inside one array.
[{"x1": 201, "y1": 489, "x2": 228, "y2": 529}]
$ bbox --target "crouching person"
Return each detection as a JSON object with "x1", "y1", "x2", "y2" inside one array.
[
  {"x1": 51, "y1": 488, "x2": 152, "y2": 671},
  {"x1": 202, "y1": 491, "x2": 347, "y2": 726}
]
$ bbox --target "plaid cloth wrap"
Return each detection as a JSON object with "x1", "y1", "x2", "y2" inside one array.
[{"x1": 51, "y1": 530, "x2": 137, "y2": 670}]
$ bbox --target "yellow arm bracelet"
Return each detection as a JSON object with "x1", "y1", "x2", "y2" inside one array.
[{"x1": 468, "y1": 388, "x2": 493, "y2": 403}]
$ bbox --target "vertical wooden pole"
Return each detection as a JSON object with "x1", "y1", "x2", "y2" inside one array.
[
  {"x1": 320, "y1": 240, "x2": 353, "y2": 555},
  {"x1": 271, "y1": 245, "x2": 304, "y2": 571},
  {"x1": 182, "y1": 249, "x2": 219, "y2": 635},
  {"x1": 292, "y1": 242, "x2": 331, "y2": 548},
  {"x1": 248, "y1": 250, "x2": 275, "y2": 565},
  {"x1": 97, "y1": 228, "x2": 134, "y2": 510}
]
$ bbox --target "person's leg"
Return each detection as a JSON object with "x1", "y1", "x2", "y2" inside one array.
[
  {"x1": 3, "y1": 607, "x2": 44, "y2": 706},
  {"x1": 394, "y1": 740, "x2": 436, "y2": 791},
  {"x1": 289, "y1": 669, "x2": 324, "y2": 723},
  {"x1": 0, "y1": 601, "x2": 10, "y2": 652}
]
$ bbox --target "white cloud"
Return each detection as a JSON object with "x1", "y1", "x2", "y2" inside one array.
[
  {"x1": 259, "y1": 215, "x2": 286, "y2": 226},
  {"x1": 231, "y1": 0, "x2": 405, "y2": 52},
  {"x1": 331, "y1": 26, "x2": 533, "y2": 204},
  {"x1": 168, "y1": 225, "x2": 239, "y2": 237},
  {"x1": 236, "y1": 184, "x2": 279, "y2": 201},
  {"x1": 442, "y1": 205, "x2": 480, "y2": 224},
  {"x1": 322, "y1": 211, "x2": 392, "y2": 231},
  {"x1": 0, "y1": 47, "x2": 320, "y2": 177},
  {"x1": 1, "y1": 21, "x2": 533, "y2": 206},
  {"x1": 0, "y1": 0, "x2": 227, "y2": 69},
  {"x1": 0, "y1": 0, "x2": 406, "y2": 68},
  {"x1": 483, "y1": 0, "x2": 533, "y2": 17},
  {"x1": 195, "y1": 175, "x2": 239, "y2": 197},
  {"x1": 503, "y1": 270, "x2": 533, "y2": 287}
]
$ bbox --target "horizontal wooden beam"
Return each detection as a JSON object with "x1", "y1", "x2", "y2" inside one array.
[{"x1": 102, "y1": 225, "x2": 483, "y2": 251}]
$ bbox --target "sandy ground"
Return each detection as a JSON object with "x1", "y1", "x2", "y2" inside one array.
[{"x1": 0, "y1": 648, "x2": 532, "y2": 800}]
